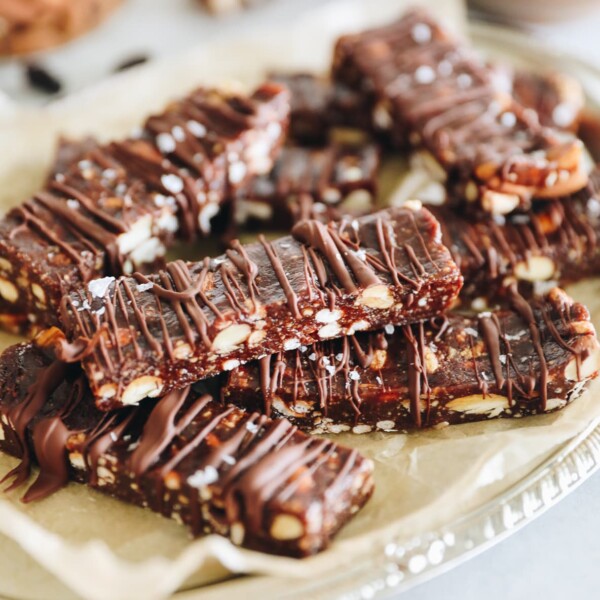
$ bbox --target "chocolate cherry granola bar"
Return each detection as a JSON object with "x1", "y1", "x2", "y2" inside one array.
[
  {"x1": 332, "y1": 8, "x2": 588, "y2": 215},
  {"x1": 269, "y1": 72, "x2": 373, "y2": 145},
  {"x1": 432, "y1": 168, "x2": 600, "y2": 307},
  {"x1": 46, "y1": 204, "x2": 463, "y2": 410},
  {"x1": 222, "y1": 288, "x2": 600, "y2": 432},
  {"x1": 0, "y1": 343, "x2": 373, "y2": 557},
  {"x1": 0, "y1": 83, "x2": 289, "y2": 335},
  {"x1": 235, "y1": 143, "x2": 379, "y2": 230}
]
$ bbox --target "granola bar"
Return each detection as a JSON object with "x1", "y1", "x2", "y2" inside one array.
[
  {"x1": 46, "y1": 203, "x2": 463, "y2": 409},
  {"x1": 431, "y1": 168, "x2": 600, "y2": 307},
  {"x1": 0, "y1": 83, "x2": 289, "y2": 335},
  {"x1": 332, "y1": 7, "x2": 588, "y2": 215},
  {"x1": 0, "y1": 343, "x2": 373, "y2": 557},
  {"x1": 222, "y1": 288, "x2": 600, "y2": 432},
  {"x1": 269, "y1": 72, "x2": 373, "y2": 144},
  {"x1": 235, "y1": 143, "x2": 379, "y2": 229}
]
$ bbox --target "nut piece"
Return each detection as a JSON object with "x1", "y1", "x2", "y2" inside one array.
[
  {"x1": 570, "y1": 321, "x2": 596, "y2": 336},
  {"x1": 69, "y1": 452, "x2": 85, "y2": 470},
  {"x1": 212, "y1": 323, "x2": 251, "y2": 354},
  {"x1": 117, "y1": 215, "x2": 152, "y2": 255},
  {"x1": 315, "y1": 308, "x2": 341, "y2": 324},
  {"x1": 475, "y1": 161, "x2": 499, "y2": 181},
  {"x1": 248, "y1": 329, "x2": 267, "y2": 346},
  {"x1": 373, "y1": 100, "x2": 392, "y2": 130},
  {"x1": 356, "y1": 284, "x2": 394, "y2": 309},
  {"x1": 565, "y1": 341, "x2": 600, "y2": 381},
  {"x1": 0, "y1": 258, "x2": 12, "y2": 273},
  {"x1": 0, "y1": 277, "x2": 18, "y2": 303},
  {"x1": 446, "y1": 394, "x2": 509, "y2": 417},
  {"x1": 318, "y1": 322, "x2": 342, "y2": 339},
  {"x1": 411, "y1": 150, "x2": 447, "y2": 182},
  {"x1": 272, "y1": 397, "x2": 313, "y2": 418},
  {"x1": 96, "y1": 466, "x2": 115, "y2": 486},
  {"x1": 481, "y1": 190, "x2": 520, "y2": 215},
  {"x1": 370, "y1": 349, "x2": 387, "y2": 371},
  {"x1": 98, "y1": 382, "x2": 118, "y2": 400},
  {"x1": 352, "y1": 424, "x2": 372, "y2": 434},
  {"x1": 270, "y1": 514, "x2": 305, "y2": 541},
  {"x1": 423, "y1": 346, "x2": 439, "y2": 373},
  {"x1": 31, "y1": 283, "x2": 46, "y2": 304},
  {"x1": 230, "y1": 522, "x2": 245, "y2": 546},
  {"x1": 121, "y1": 376, "x2": 164, "y2": 405},
  {"x1": 514, "y1": 256, "x2": 556, "y2": 282},
  {"x1": 465, "y1": 181, "x2": 479, "y2": 202},
  {"x1": 173, "y1": 342, "x2": 193, "y2": 360},
  {"x1": 339, "y1": 189, "x2": 373, "y2": 214}
]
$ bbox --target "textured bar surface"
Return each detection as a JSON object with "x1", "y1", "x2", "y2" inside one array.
[
  {"x1": 223, "y1": 288, "x2": 600, "y2": 432},
  {"x1": 332, "y1": 7, "x2": 588, "y2": 215},
  {"x1": 432, "y1": 169, "x2": 600, "y2": 307},
  {"x1": 51, "y1": 204, "x2": 463, "y2": 409},
  {"x1": 0, "y1": 343, "x2": 374, "y2": 557},
  {"x1": 510, "y1": 69, "x2": 584, "y2": 133},
  {"x1": 269, "y1": 72, "x2": 373, "y2": 144},
  {"x1": 0, "y1": 83, "x2": 289, "y2": 335},
  {"x1": 235, "y1": 143, "x2": 379, "y2": 229}
]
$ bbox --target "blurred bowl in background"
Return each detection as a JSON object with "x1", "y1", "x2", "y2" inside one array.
[{"x1": 470, "y1": 0, "x2": 600, "y2": 24}]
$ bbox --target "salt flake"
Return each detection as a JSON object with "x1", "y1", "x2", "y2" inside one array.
[{"x1": 88, "y1": 276, "x2": 115, "y2": 299}]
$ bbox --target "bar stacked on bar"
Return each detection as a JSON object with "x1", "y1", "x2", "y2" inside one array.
[
  {"x1": 235, "y1": 143, "x2": 380, "y2": 229},
  {"x1": 223, "y1": 287, "x2": 600, "y2": 432},
  {"x1": 46, "y1": 204, "x2": 463, "y2": 409},
  {"x1": 0, "y1": 83, "x2": 289, "y2": 334},
  {"x1": 332, "y1": 8, "x2": 589, "y2": 215},
  {"x1": 0, "y1": 343, "x2": 374, "y2": 557},
  {"x1": 431, "y1": 168, "x2": 600, "y2": 307}
]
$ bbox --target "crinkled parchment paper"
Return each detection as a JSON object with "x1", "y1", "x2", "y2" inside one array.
[{"x1": 2, "y1": 1, "x2": 600, "y2": 599}]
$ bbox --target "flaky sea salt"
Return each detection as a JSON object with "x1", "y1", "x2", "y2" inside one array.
[{"x1": 88, "y1": 276, "x2": 115, "y2": 299}]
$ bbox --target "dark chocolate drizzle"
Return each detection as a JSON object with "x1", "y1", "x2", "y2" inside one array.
[
  {"x1": 0, "y1": 83, "x2": 288, "y2": 334},
  {"x1": 333, "y1": 7, "x2": 586, "y2": 205},
  {"x1": 0, "y1": 345, "x2": 368, "y2": 555},
  {"x1": 226, "y1": 288, "x2": 595, "y2": 429},
  {"x1": 59, "y1": 206, "x2": 455, "y2": 408}
]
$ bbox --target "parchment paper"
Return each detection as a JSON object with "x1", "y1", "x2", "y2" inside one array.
[{"x1": 2, "y1": 1, "x2": 600, "y2": 599}]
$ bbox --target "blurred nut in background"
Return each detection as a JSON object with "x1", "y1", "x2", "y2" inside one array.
[{"x1": 0, "y1": 0, "x2": 123, "y2": 55}]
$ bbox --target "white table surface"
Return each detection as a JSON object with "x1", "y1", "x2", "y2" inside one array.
[{"x1": 2, "y1": 1, "x2": 600, "y2": 599}]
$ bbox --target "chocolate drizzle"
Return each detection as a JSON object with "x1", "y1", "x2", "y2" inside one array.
[
  {"x1": 2, "y1": 360, "x2": 69, "y2": 492},
  {"x1": 0, "y1": 343, "x2": 373, "y2": 556},
  {"x1": 0, "y1": 83, "x2": 289, "y2": 335},
  {"x1": 333, "y1": 7, "x2": 587, "y2": 209},
  {"x1": 60, "y1": 206, "x2": 460, "y2": 409},
  {"x1": 431, "y1": 174, "x2": 600, "y2": 302},
  {"x1": 224, "y1": 288, "x2": 598, "y2": 431}
]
